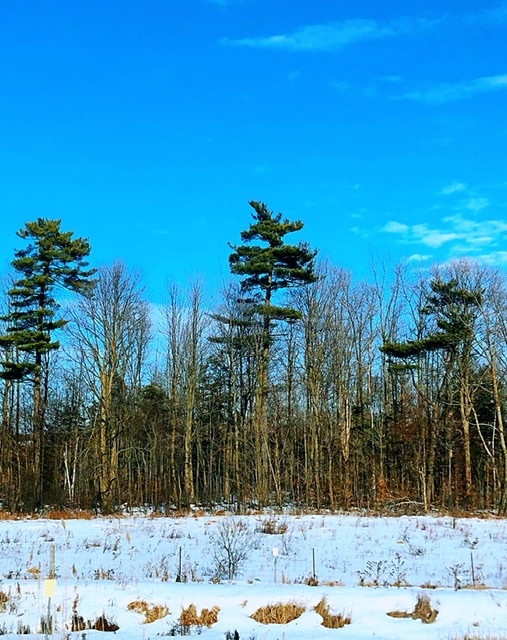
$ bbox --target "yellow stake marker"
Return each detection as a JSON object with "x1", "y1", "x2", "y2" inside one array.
[{"x1": 44, "y1": 579, "x2": 56, "y2": 598}]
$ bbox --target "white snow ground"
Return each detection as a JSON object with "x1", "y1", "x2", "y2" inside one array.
[{"x1": 1, "y1": 512, "x2": 507, "y2": 639}]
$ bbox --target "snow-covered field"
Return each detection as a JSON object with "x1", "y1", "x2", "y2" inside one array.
[{"x1": 1, "y1": 511, "x2": 507, "y2": 639}]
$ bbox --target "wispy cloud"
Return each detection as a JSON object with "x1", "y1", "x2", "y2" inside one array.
[
  {"x1": 382, "y1": 214, "x2": 507, "y2": 258},
  {"x1": 407, "y1": 253, "x2": 432, "y2": 262},
  {"x1": 482, "y1": 251, "x2": 507, "y2": 265},
  {"x1": 221, "y1": 19, "x2": 399, "y2": 51},
  {"x1": 465, "y1": 197, "x2": 490, "y2": 211},
  {"x1": 400, "y1": 74, "x2": 507, "y2": 104},
  {"x1": 329, "y1": 79, "x2": 350, "y2": 92},
  {"x1": 460, "y1": 3, "x2": 507, "y2": 26},
  {"x1": 440, "y1": 182, "x2": 467, "y2": 195},
  {"x1": 221, "y1": 5, "x2": 507, "y2": 52},
  {"x1": 384, "y1": 221, "x2": 409, "y2": 234}
]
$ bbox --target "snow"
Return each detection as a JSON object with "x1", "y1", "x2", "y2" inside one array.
[{"x1": 1, "y1": 512, "x2": 507, "y2": 639}]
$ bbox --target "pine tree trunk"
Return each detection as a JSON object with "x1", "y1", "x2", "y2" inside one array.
[{"x1": 33, "y1": 363, "x2": 44, "y2": 509}]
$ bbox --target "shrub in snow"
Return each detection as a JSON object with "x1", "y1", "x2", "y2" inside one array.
[{"x1": 210, "y1": 518, "x2": 254, "y2": 581}]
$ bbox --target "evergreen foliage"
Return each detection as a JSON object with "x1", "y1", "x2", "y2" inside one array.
[
  {"x1": 229, "y1": 200, "x2": 318, "y2": 326},
  {"x1": 0, "y1": 218, "x2": 96, "y2": 380},
  {"x1": 381, "y1": 278, "x2": 484, "y2": 363}
]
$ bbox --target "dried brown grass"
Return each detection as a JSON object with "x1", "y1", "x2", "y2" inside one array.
[
  {"x1": 314, "y1": 597, "x2": 351, "y2": 628},
  {"x1": 93, "y1": 615, "x2": 119, "y2": 632},
  {"x1": 127, "y1": 600, "x2": 170, "y2": 624},
  {"x1": 420, "y1": 581, "x2": 439, "y2": 589},
  {"x1": 179, "y1": 604, "x2": 220, "y2": 628},
  {"x1": 44, "y1": 509, "x2": 96, "y2": 520},
  {"x1": 257, "y1": 516, "x2": 288, "y2": 535},
  {"x1": 387, "y1": 594, "x2": 438, "y2": 624},
  {"x1": 251, "y1": 602, "x2": 305, "y2": 625},
  {"x1": 0, "y1": 511, "x2": 18, "y2": 520},
  {"x1": 0, "y1": 591, "x2": 9, "y2": 613},
  {"x1": 451, "y1": 636, "x2": 507, "y2": 640},
  {"x1": 462, "y1": 583, "x2": 490, "y2": 590},
  {"x1": 0, "y1": 508, "x2": 99, "y2": 520}
]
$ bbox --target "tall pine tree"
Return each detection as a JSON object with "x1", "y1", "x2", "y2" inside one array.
[
  {"x1": 0, "y1": 218, "x2": 96, "y2": 508},
  {"x1": 229, "y1": 201, "x2": 317, "y2": 504}
]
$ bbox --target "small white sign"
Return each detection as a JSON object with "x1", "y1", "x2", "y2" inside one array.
[{"x1": 272, "y1": 547, "x2": 279, "y2": 557}]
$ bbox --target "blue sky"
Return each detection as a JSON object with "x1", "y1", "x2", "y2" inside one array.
[{"x1": 1, "y1": 0, "x2": 506, "y2": 302}]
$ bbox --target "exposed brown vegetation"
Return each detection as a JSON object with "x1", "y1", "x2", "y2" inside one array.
[
  {"x1": 463, "y1": 583, "x2": 490, "y2": 590},
  {"x1": 128, "y1": 600, "x2": 170, "y2": 623},
  {"x1": 71, "y1": 592, "x2": 87, "y2": 631},
  {"x1": 93, "y1": 615, "x2": 119, "y2": 632},
  {"x1": 179, "y1": 603, "x2": 220, "y2": 628},
  {"x1": 257, "y1": 516, "x2": 288, "y2": 535},
  {"x1": 451, "y1": 636, "x2": 507, "y2": 640},
  {"x1": 314, "y1": 597, "x2": 352, "y2": 628},
  {"x1": 43, "y1": 509, "x2": 96, "y2": 520},
  {"x1": 71, "y1": 614, "x2": 87, "y2": 632},
  {"x1": 0, "y1": 591, "x2": 8, "y2": 613},
  {"x1": 387, "y1": 594, "x2": 438, "y2": 624},
  {"x1": 251, "y1": 602, "x2": 306, "y2": 625}
]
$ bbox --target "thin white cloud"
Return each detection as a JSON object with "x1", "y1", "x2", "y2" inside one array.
[
  {"x1": 329, "y1": 79, "x2": 350, "y2": 92},
  {"x1": 383, "y1": 220, "x2": 460, "y2": 248},
  {"x1": 380, "y1": 214, "x2": 507, "y2": 257},
  {"x1": 400, "y1": 74, "x2": 507, "y2": 104},
  {"x1": 350, "y1": 225, "x2": 370, "y2": 238},
  {"x1": 407, "y1": 253, "x2": 432, "y2": 262},
  {"x1": 461, "y1": 3, "x2": 507, "y2": 26},
  {"x1": 221, "y1": 19, "x2": 398, "y2": 51},
  {"x1": 221, "y1": 5, "x2": 507, "y2": 52},
  {"x1": 412, "y1": 224, "x2": 460, "y2": 248},
  {"x1": 380, "y1": 75, "x2": 404, "y2": 84},
  {"x1": 465, "y1": 197, "x2": 490, "y2": 211},
  {"x1": 440, "y1": 182, "x2": 467, "y2": 195},
  {"x1": 444, "y1": 214, "x2": 507, "y2": 234},
  {"x1": 383, "y1": 221, "x2": 409, "y2": 234},
  {"x1": 482, "y1": 251, "x2": 507, "y2": 265}
]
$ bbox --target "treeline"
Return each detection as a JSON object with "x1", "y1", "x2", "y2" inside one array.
[{"x1": 1, "y1": 207, "x2": 507, "y2": 514}]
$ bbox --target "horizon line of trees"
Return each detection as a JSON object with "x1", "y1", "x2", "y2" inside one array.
[{"x1": 1, "y1": 206, "x2": 507, "y2": 515}]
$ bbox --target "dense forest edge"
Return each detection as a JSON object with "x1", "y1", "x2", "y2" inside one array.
[{"x1": 1, "y1": 202, "x2": 507, "y2": 516}]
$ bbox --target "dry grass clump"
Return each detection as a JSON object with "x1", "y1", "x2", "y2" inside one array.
[
  {"x1": 93, "y1": 615, "x2": 119, "y2": 632},
  {"x1": 387, "y1": 594, "x2": 438, "y2": 624},
  {"x1": 71, "y1": 595, "x2": 120, "y2": 632},
  {"x1": 251, "y1": 602, "x2": 305, "y2": 625},
  {"x1": 127, "y1": 600, "x2": 170, "y2": 623},
  {"x1": 257, "y1": 516, "x2": 288, "y2": 535},
  {"x1": 0, "y1": 591, "x2": 8, "y2": 613},
  {"x1": 451, "y1": 636, "x2": 507, "y2": 640},
  {"x1": 180, "y1": 604, "x2": 220, "y2": 628},
  {"x1": 314, "y1": 597, "x2": 351, "y2": 628},
  {"x1": 463, "y1": 583, "x2": 489, "y2": 590},
  {"x1": 44, "y1": 509, "x2": 95, "y2": 520},
  {"x1": 0, "y1": 511, "x2": 17, "y2": 521},
  {"x1": 420, "y1": 581, "x2": 438, "y2": 589}
]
